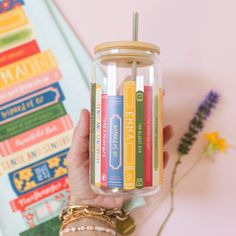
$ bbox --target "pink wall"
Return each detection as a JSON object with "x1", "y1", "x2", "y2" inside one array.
[{"x1": 55, "y1": 0, "x2": 236, "y2": 235}]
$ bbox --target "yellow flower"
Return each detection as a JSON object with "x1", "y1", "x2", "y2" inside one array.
[
  {"x1": 205, "y1": 132, "x2": 219, "y2": 144},
  {"x1": 14, "y1": 177, "x2": 24, "y2": 190},
  {"x1": 205, "y1": 132, "x2": 229, "y2": 153},
  {"x1": 47, "y1": 156, "x2": 60, "y2": 169},
  {"x1": 24, "y1": 181, "x2": 37, "y2": 191},
  {"x1": 19, "y1": 168, "x2": 33, "y2": 181},
  {"x1": 216, "y1": 138, "x2": 229, "y2": 152},
  {"x1": 54, "y1": 166, "x2": 67, "y2": 177}
]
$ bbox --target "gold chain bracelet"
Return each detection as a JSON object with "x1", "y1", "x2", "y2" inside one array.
[{"x1": 59, "y1": 204, "x2": 130, "y2": 231}]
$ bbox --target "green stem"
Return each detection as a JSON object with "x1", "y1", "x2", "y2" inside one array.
[
  {"x1": 156, "y1": 154, "x2": 182, "y2": 236},
  {"x1": 174, "y1": 155, "x2": 203, "y2": 187}
]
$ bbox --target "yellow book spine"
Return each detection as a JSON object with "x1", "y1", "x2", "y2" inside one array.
[
  {"x1": 123, "y1": 81, "x2": 136, "y2": 190},
  {"x1": 0, "y1": 50, "x2": 57, "y2": 90},
  {"x1": 0, "y1": 7, "x2": 28, "y2": 35},
  {"x1": 153, "y1": 87, "x2": 164, "y2": 186}
]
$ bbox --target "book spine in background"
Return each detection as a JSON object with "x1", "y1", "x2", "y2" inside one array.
[
  {"x1": 0, "y1": 114, "x2": 73, "y2": 156},
  {"x1": 135, "y1": 90, "x2": 144, "y2": 188},
  {"x1": 0, "y1": 102, "x2": 67, "y2": 142},
  {"x1": 0, "y1": 7, "x2": 28, "y2": 34},
  {"x1": 101, "y1": 94, "x2": 108, "y2": 188},
  {"x1": 108, "y1": 96, "x2": 123, "y2": 189},
  {"x1": 0, "y1": 25, "x2": 35, "y2": 53},
  {"x1": 153, "y1": 92, "x2": 159, "y2": 186},
  {"x1": 0, "y1": 40, "x2": 40, "y2": 67},
  {"x1": 0, "y1": 68, "x2": 62, "y2": 105},
  {"x1": 0, "y1": 49, "x2": 57, "y2": 89},
  {"x1": 123, "y1": 81, "x2": 136, "y2": 190},
  {"x1": 0, "y1": 0, "x2": 25, "y2": 15},
  {"x1": 158, "y1": 88, "x2": 164, "y2": 184},
  {"x1": 0, "y1": 82, "x2": 65, "y2": 125},
  {"x1": 95, "y1": 84, "x2": 102, "y2": 187},
  {"x1": 144, "y1": 86, "x2": 153, "y2": 186}
]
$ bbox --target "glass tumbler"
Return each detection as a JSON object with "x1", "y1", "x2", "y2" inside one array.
[{"x1": 90, "y1": 41, "x2": 163, "y2": 196}]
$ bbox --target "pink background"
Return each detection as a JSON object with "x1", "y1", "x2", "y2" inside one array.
[{"x1": 56, "y1": 0, "x2": 236, "y2": 235}]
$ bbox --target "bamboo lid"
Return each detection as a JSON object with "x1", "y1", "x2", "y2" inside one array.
[{"x1": 94, "y1": 41, "x2": 160, "y2": 55}]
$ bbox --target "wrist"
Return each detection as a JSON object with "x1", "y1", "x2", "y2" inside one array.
[
  {"x1": 69, "y1": 195, "x2": 97, "y2": 206},
  {"x1": 61, "y1": 218, "x2": 116, "y2": 236}
]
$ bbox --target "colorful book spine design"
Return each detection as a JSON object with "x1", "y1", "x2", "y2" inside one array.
[
  {"x1": 0, "y1": 25, "x2": 35, "y2": 53},
  {"x1": 153, "y1": 93, "x2": 158, "y2": 186},
  {"x1": 158, "y1": 88, "x2": 164, "y2": 184},
  {"x1": 0, "y1": 7, "x2": 28, "y2": 34},
  {"x1": 144, "y1": 86, "x2": 153, "y2": 186},
  {"x1": 135, "y1": 86, "x2": 144, "y2": 188},
  {"x1": 0, "y1": 82, "x2": 65, "y2": 124},
  {"x1": 0, "y1": 115, "x2": 73, "y2": 156},
  {"x1": 0, "y1": 50, "x2": 57, "y2": 89},
  {"x1": 0, "y1": 129, "x2": 73, "y2": 175},
  {"x1": 0, "y1": 102, "x2": 67, "y2": 141},
  {"x1": 0, "y1": 40, "x2": 40, "y2": 67},
  {"x1": 90, "y1": 83, "x2": 102, "y2": 187},
  {"x1": 0, "y1": 0, "x2": 25, "y2": 14},
  {"x1": 0, "y1": 68, "x2": 62, "y2": 104},
  {"x1": 101, "y1": 94, "x2": 108, "y2": 188},
  {"x1": 95, "y1": 84, "x2": 102, "y2": 187},
  {"x1": 10, "y1": 176, "x2": 68, "y2": 212},
  {"x1": 21, "y1": 189, "x2": 69, "y2": 227},
  {"x1": 123, "y1": 81, "x2": 136, "y2": 190},
  {"x1": 90, "y1": 83, "x2": 96, "y2": 185},
  {"x1": 8, "y1": 149, "x2": 69, "y2": 196},
  {"x1": 20, "y1": 217, "x2": 60, "y2": 236},
  {"x1": 108, "y1": 96, "x2": 123, "y2": 188},
  {"x1": 0, "y1": 2, "x2": 76, "y2": 231}
]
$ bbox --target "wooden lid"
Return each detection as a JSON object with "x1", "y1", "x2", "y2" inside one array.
[{"x1": 94, "y1": 41, "x2": 160, "y2": 54}]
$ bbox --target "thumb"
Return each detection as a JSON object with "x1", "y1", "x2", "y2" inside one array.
[{"x1": 67, "y1": 109, "x2": 90, "y2": 168}]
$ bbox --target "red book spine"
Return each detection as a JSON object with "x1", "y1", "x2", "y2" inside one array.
[
  {"x1": 0, "y1": 40, "x2": 40, "y2": 67},
  {"x1": 101, "y1": 94, "x2": 108, "y2": 188},
  {"x1": 144, "y1": 86, "x2": 153, "y2": 186}
]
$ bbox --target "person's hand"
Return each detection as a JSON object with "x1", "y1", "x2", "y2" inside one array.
[{"x1": 66, "y1": 109, "x2": 174, "y2": 209}]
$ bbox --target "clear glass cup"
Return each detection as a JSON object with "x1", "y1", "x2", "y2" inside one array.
[{"x1": 90, "y1": 41, "x2": 163, "y2": 196}]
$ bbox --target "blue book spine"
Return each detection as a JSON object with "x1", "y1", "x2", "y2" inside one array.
[{"x1": 108, "y1": 96, "x2": 123, "y2": 189}]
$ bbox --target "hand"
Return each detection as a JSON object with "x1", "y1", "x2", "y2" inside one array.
[{"x1": 66, "y1": 109, "x2": 174, "y2": 209}]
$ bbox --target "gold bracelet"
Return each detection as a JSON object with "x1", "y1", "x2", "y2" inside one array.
[
  {"x1": 61, "y1": 212, "x2": 115, "y2": 230},
  {"x1": 60, "y1": 204, "x2": 129, "y2": 231}
]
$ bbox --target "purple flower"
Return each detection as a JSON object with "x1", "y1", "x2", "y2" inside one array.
[{"x1": 178, "y1": 91, "x2": 220, "y2": 155}]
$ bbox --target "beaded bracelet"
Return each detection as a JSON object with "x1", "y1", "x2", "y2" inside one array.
[{"x1": 59, "y1": 225, "x2": 117, "y2": 236}]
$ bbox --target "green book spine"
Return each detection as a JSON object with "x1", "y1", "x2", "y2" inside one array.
[
  {"x1": 0, "y1": 102, "x2": 66, "y2": 141},
  {"x1": 0, "y1": 27, "x2": 33, "y2": 49},
  {"x1": 20, "y1": 216, "x2": 60, "y2": 236},
  {"x1": 136, "y1": 90, "x2": 144, "y2": 188}
]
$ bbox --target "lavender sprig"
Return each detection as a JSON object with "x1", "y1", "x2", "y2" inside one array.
[
  {"x1": 178, "y1": 91, "x2": 220, "y2": 155},
  {"x1": 157, "y1": 90, "x2": 220, "y2": 236}
]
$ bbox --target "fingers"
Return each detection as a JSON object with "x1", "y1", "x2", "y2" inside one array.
[
  {"x1": 164, "y1": 125, "x2": 174, "y2": 145},
  {"x1": 163, "y1": 151, "x2": 169, "y2": 169},
  {"x1": 67, "y1": 109, "x2": 90, "y2": 166},
  {"x1": 163, "y1": 125, "x2": 174, "y2": 169}
]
